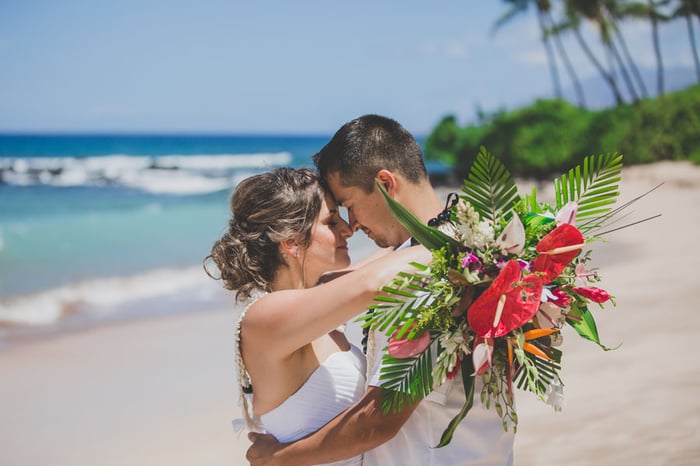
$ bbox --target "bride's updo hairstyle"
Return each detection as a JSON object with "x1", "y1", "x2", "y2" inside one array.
[{"x1": 205, "y1": 167, "x2": 324, "y2": 301}]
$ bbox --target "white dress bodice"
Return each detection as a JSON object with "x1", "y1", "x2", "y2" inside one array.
[
  {"x1": 260, "y1": 345, "x2": 366, "y2": 466},
  {"x1": 234, "y1": 292, "x2": 366, "y2": 466}
]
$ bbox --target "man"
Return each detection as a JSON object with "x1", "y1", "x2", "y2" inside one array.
[{"x1": 247, "y1": 114, "x2": 514, "y2": 466}]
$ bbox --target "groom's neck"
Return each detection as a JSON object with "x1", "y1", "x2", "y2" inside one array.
[{"x1": 402, "y1": 182, "x2": 443, "y2": 225}]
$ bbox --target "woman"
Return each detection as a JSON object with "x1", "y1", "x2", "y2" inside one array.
[{"x1": 205, "y1": 168, "x2": 429, "y2": 466}]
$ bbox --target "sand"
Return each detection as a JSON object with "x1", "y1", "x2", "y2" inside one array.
[{"x1": 1, "y1": 160, "x2": 699, "y2": 465}]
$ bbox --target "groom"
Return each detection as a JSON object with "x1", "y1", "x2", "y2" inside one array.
[{"x1": 247, "y1": 115, "x2": 514, "y2": 465}]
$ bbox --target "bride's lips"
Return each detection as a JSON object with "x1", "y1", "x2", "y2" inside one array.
[{"x1": 337, "y1": 242, "x2": 348, "y2": 251}]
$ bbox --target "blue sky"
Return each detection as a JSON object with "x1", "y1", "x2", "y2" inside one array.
[{"x1": 0, "y1": 0, "x2": 694, "y2": 135}]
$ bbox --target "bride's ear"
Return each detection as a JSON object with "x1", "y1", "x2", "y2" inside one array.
[
  {"x1": 376, "y1": 169, "x2": 398, "y2": 196},
  {"x1": 280, "y1": 239, "x2": 300, "y2": 259}
]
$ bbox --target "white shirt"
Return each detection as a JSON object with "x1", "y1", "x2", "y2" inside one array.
[{"x1": 362, "y1": 238, "x2": 515, "y2": 466}]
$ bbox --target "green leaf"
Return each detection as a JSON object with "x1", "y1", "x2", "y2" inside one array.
[
  {"x1": 376, "y1": 181, "x2": 460, "y2": 252},
  {"x1": 566, "y1": 307, "x2": 619, "y2": 351},
  {"x1": 380, "y1": 341, "x2": 436, "y2": 414},
  {"x1": 436, "y1": 356, "x2": 475, "y2": 447},
  {"x1": 461, "y1": 146, "x2": 520, "y2": 223},
  {"x1": 553, "y1": 153, "x2": 623, "y2": 229}
]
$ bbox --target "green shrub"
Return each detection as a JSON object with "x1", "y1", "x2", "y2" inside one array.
[{"x1": 427, "y1": 84, "x2": 700, "y2": 179}]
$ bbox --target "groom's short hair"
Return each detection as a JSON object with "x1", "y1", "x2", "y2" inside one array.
[{"x1": 313, "y1": 114, "x2": 429, "y2": 193}]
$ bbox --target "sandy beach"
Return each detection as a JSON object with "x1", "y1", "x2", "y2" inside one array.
[{"x1": 1, "y1": 160, "x2": 699, "y2": 465}]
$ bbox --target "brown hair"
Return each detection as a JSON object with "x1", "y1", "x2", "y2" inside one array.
[
  {"x1": 313, "y1": 114, "x2": 428, "y2": 193},
  {"x1": 204, "y1": 167, "x2": 324, "y2": 301}
]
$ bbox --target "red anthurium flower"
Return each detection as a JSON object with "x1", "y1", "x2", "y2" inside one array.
[
  {"x1": 468, "y1": 260, "x2": 544, "y2": 338},
  {"x1": 531, "y1": 224, "x2": 585, "y2": 283},
  {"x1": 387, "y1": 326, "x2": 432, "y2": 358},
  {"x1": 571, "y1": 286, "x2": 611, "y2": 303}
]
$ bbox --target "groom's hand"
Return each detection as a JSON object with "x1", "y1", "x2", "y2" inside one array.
[{"x1": 246, "y1": 432, "x2": 288, "y2": 466}]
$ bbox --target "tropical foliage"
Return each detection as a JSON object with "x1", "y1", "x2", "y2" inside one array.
[
  {"x1": 425, "y1": 84, "x2": 700, "y2": 178},
  {"x1": 360, "y1": 147, "x2": 658, "y2": 445},
  {"x1": 492, "y1": 0, "x2": 700, "y2": 105}
]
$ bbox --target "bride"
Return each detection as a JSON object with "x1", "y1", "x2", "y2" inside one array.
[{"x1": 205, "y1": 168, "x2": 429, "y2": 466}]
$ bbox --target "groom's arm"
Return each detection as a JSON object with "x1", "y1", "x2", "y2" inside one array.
[{"x1": 246, "y1": 386, "x2": 419, "y2": 466}]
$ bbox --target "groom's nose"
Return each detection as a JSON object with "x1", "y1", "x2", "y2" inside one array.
[{"x1": 348, "y1": 211, "x2": 361, "y2": 232}]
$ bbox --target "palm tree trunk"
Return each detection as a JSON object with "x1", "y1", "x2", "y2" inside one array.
[
  {"x1": 537, "y1": 11, "x2": 563, "y2": 99},
  {"x1": 546, "y1": 11, "x2": 586, "y2": 107},
  {"x1": 609, "y1": 40, "x2": 640, "y2": 102},
  {"x1": 688, "y1": 15, "x2": 700, "y2": 82},
  {"x1": 614, "y1": 29, "x2": 649, "y2": 98},
  {"x1": 573, "y1": 27, "x2": 625, "y2": 105},
  {"x1": 649, "y1": 0, "x2": 664, "y2": 95}
]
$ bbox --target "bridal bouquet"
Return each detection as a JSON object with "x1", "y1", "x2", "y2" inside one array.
[{"x1": 361, "y1": 147, "x2": 657, "y2": 446}]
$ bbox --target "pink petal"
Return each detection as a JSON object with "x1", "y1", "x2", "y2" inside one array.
[
  {"x1": 555, "y1": 201, "x2": 578, "y2": 225},
  {"x1": 387, "y1": 328, "x2": 432, "y2": 358}
]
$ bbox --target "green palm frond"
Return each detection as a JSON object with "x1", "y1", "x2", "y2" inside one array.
[
  {"x1": 554, "y1": 153, "x2": 623, "y2": 227},
  {"x1": 379, "y1": 339, "x2": 436, "y2": 414},
  {"x1": 461, "y1": 146, "x2": 521, "y2": 223},
  {"x1": 358, "y1": 269, "x2": 434, "y2": 339},
  {"x1": 377, "y1": 182, "x2": 461, "y2": 252},
  {"x1": 514, "y1": 348, "x2": 562, "y2": 395}
]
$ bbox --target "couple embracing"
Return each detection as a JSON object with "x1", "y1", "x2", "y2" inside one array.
[{"x1": 207, "y1": 115, "x2": 514, "y2": 466}]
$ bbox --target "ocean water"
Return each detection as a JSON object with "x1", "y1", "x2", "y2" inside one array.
[{"x1": 0, "y1": 133, "x2": 414, "y2": 344}]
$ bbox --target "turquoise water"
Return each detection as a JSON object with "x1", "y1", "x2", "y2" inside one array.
[
  {"x1": 0, "y1": 134, "x2": 393, "y2": 334},
  {"x1": 0, "y1": 134, "x2": 331, "y2": 297}
]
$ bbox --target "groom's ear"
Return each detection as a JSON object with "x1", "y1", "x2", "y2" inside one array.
[{"x1": 376, "y1": 169, "x2": 398, "y2": 196}]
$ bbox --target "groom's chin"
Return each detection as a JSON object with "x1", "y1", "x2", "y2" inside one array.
[{"x1": 370, "y1": 236, "x2": 391, "y2": 249}]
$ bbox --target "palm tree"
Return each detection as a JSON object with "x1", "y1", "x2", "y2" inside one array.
[
  {"x1": 493, "y1": 0, "x2": 586, "y2": 107},
  {"x1": 541, "y1": 0, "x2": 587, "y2": 107},
  {"x1": 570, "y1": 0, "x2": 641, "y2": 101},
  {"x1": 673, "y1": 0, "x2": 700, "y2": 82},
  {"x1": 604, "y1": 0, "x2": 650, "y2": 98},
  {"x1": 560, "y1": 0, "x2": 627, "y2": 105},
  {"x1": 493, "y1": 0, "x2": 563, "y2": 99},
  {"x1": 648, "y1": 0, "x2": 667, "y2": 95}
]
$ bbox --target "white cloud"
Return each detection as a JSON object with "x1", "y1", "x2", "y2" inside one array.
[{"x1": 445, "y1": 41, "x2": 469, "y2": 58}]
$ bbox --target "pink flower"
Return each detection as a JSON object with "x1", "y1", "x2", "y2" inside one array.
[
  {"x1": 571, "y1": 286, "x2": 611, "y2": 303},
  {"x1": 461, "y1": 252, "x2": 480, "y2": 268},
  {"x1": 555, "y1": 201, "x2": 578, "y2": 225},
  {"x1": 550, "y1": 288, "x2": 571, "y2": 307},
  {"x1": 575, "y1": 263, "x2": 597, "y2": 285},
  {"x1": 387, "y1": 326, "x2": 432, "y2": 358}
]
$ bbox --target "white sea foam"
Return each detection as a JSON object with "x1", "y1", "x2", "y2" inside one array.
[
  {"x1": 0, "y1": 265, "x2": 227, "y2": 327},
  {"x1": 0, "y1": 152, "x2": 293, "y2": 194}
]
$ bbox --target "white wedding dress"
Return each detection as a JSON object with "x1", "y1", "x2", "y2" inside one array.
[{"x1": 235, "y1": 292, "x2": 366, "y2": 466}]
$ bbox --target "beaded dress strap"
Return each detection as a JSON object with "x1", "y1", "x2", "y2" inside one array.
[{"x1": 232, "y1": 291, "x2": 268, "y2": 434}]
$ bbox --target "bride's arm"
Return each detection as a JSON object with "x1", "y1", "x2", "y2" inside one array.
[{"x1": 243, "y1": 245, "x2": 430, "y2": 357}]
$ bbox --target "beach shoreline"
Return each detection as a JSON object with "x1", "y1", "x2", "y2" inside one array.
[{"x1": 1, "y1": 160, "x2": 699, "y2": 465}]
